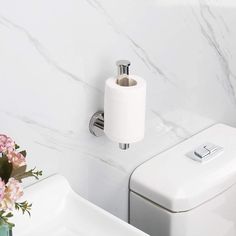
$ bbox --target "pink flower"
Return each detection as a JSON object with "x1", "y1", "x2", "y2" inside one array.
[
  {"x1": 7, "y1": 151, "x2": 26, "y2": 168},
  {"x1": 0, "y1": 178, "x2": 23, "y2": 210},
  {"x1": 0, "y1": 134, "x2": 15, "y2": 153},
  {"x1": 0, "y1": 178, "x2": 5, "y2": 202}
]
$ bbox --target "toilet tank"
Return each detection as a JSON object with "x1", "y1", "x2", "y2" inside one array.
[{"x1": 129, "y1": 124, "x2": 236, "y2": 236}]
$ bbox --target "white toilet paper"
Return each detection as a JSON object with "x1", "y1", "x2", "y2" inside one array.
[{"x1": 104, "y1": 75, "x2": 146, "y2": 144}]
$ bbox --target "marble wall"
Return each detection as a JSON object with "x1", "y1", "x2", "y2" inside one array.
[{"x1": 1, "y1": 0, "x2": 236, "y2": 221}]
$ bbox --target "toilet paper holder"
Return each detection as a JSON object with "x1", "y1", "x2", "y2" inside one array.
[
  {"x1": 89, "y1": 110, "x2": 130, "y2": 150},
  {"x1": 89, "y1": 60, "x2": 146, "y2": 150},
  {"x1": 89, "y1": 60, "x2": 131, "y2": 150}
]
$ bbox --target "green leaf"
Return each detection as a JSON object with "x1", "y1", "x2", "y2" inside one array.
[
  {"x1": 0, "y1": 156, "x2": 13, "y2": 183},
  {"x1": 15, "y1": 144, "x2": 20, "y2": 150},
  {"x1": 11, "y1": 165, "x2": 27, "y2": 182},
  {"x1": 15, "y1": 201, "x2": 32, "y2": 216},
  {"x1": 11, "y1": 167, "x2": 42, "y2": 182},
  {"x1": 5, "y1": 213, "x2": 13, "y2": 218},
  {"x1": 0, "y1": 212, "x2": 15, "y2": 229},
  {"x1": 19, "y1": 150, "x2": 27, "y2": 157}
]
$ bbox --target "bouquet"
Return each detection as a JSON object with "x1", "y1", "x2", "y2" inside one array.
[{"x1": 0, "y1": 134, "x2": 42, "y2": 229}]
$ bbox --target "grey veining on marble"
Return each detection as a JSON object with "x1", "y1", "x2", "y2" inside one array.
[
  {"x1": 151, "y1": 110, "x2": 191, "y2": 139},
  {"x1": 86, "y1": 0, "x2": 172, "y2": 82},
  {"x1": 193, "y1": 1, "x2": 236, "y2": 104},
  {"x1": 1, "y1": 0, "x2": 236, "y2": 221},
  {"x1": 0, "y1": 15, "x2": 101, "y2": 93}
]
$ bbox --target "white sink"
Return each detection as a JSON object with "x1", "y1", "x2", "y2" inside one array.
[{"x1": 13, "y1": 175, "x2": 148, "y2": 236}]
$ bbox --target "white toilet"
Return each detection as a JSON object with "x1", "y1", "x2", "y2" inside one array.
[{"x1": 129, "y1": 124, "x2": 236, "y2": 236}]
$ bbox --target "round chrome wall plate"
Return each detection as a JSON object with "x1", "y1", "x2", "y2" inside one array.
[{"x1": 89, "y1": 111, "x2": 104, "y2": 137}]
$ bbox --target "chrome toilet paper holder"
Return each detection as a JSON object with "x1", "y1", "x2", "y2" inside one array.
[
  {"x1": 89, "y1": 110, "x2": 130, "y2": 150},
  {"x1": 89, "y1": 60, "x2": 132, "y2": 150}
]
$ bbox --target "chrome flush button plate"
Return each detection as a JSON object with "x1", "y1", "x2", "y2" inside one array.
[{"x1": 186, "y1": 142, "x2": 224, "y2": 162}]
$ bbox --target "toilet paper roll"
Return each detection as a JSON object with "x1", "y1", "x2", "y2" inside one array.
[{"x1": 104, "y1": 75, "x2": 146, "y2": 144}]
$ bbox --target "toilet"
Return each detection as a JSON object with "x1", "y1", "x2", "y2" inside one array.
[{"x1": 129, "y1": 124, "x2": 236, "y2": 236}]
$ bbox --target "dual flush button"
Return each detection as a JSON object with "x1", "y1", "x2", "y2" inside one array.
[{"x1": 186, "y1": 143, "x2": 224, "y2": 162}]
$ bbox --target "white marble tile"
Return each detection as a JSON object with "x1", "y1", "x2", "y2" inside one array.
[{"x1": 0, "y1": 0, "x2": 236, "y2": 221}]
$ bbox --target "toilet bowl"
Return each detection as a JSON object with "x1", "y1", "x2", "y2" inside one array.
[{"x1": 129, "y1": 124, "x2": 236, "y2": 236}]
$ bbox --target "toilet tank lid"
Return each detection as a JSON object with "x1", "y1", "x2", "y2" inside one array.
[{"x1": 130, "y1": 124, "x2": 236, "y2": 212}]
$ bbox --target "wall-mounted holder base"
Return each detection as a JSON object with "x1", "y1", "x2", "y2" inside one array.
[
  {"x1": 89, "y1": 111, "x2": 130, "y2": 150},
  {"x1": 89, "y1": 111, "x2": 104, "y2": 137}
]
